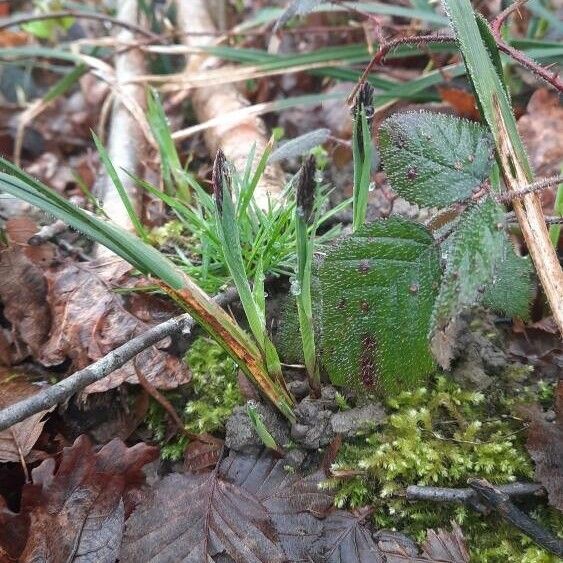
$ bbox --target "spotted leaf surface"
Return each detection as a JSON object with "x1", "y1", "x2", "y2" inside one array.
[
  {"x1": 431, "y1": 198, "x2": 505, "y2": 332},
  {"x1": 380, "y1": 111, "x2": 494, "y2": 207},
  {"x1": 317, "y1": 217, "x2": 441, "y2": 393}
]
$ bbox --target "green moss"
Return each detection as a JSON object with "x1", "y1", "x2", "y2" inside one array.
[
  {"x1": 145, "y1": 337, "x2": 242, "y2": 460},
  {"x1": 324, "y1": 375, "x2": 560, "y2": 562}
]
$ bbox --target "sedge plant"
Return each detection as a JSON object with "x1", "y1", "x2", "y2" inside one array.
[
  {"x1": 212, "y1": 150, "x2": 294, "y2": 413},
  {"x1": 351, "y1": 82, "x2": 375, "y2": 231},
  {"x1": 0, "y1": 156, "x2": 296, "y2": 422},
  {"x1": 293, "y1": 155, "x2": 321, "y2": 396}
]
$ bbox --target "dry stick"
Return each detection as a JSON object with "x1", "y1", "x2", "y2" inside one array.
[
  {"x1": 348, "y1": 21, "x2": 562, "y2": 105},
  {"x1": 0, "y1": 10, "x2": 160, "y2": 41},
  {"x1": 493, "y1": 98, "x2": 563, "y2": 335},
  {"x1": 406, "y1": 482, "x2": 545, "y2": 514},
  {"x1": 176, "y1": 0, "x2": 285, "y2": 210},
  {"x1": 0, "y1": 288, "x2": 238, "y2": 433},
  {"x1": 27, "y1": 219, "x2": 67, "y2": 245},
  {"x1": 468, "y1": 478, "x2": 563, "y2": 557},
  {"x1": 94, "y1": 0, "x2": 146, "y2": 259}
]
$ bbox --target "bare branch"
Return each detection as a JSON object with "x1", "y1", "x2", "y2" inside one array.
[
  {"x1": 469, "y1": 478, "x2": 563, "y2": 556},
  {"x1": 406, "y1": 482, "x2": 545, "y2": 514},
  {"x1": 0, "y1": 10, "x2": 161, "y2": 41},
  {"x1": 0, "y1": 288, "x2": 238, "y2": 432}
]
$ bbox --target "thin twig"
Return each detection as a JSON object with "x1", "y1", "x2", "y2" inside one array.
[
  {"x1": 28, "y1": 220, "x2": 67, "y2": 245},
  {"x1": 496, "y1": 175, "x2": 563, "y2": 203},
  {"x1": 406, "y1": 482, "x2": 545, "y2": 514},
  {"x1": 490, "y1": 0, "x2": 562, "y2": 92},
  {"x1": 0, "y1": 288, "x2": 238, "y2": 432},
  {"x1": 469, "y1": 478, "x2": 563, "y2": 556},
  {"x1": 0, "y1": 10, "x2": 161, "y2": 41}
]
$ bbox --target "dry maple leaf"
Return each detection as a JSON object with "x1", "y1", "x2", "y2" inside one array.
[
  {"x1": 38, "y1": 262, "x2": 190, "y2": 393},
  {"x1": 521, "y1": 380, "x2": 563, "y2": 511},
  {"x1": 0, "y1": 369, "x2": 52, "y2": 464},
  {"x1": 0, "y1": 435, "x2": 158, "y2": 562}
]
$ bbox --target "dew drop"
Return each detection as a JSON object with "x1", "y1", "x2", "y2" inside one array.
[{"x1": 290, "y1": 279, "x2": 302, "y2": 296}]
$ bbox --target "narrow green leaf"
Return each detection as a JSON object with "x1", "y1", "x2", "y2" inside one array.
[
  {"x1": 318, "y1": 217, "x2": 441, "y2": 393},
  {"x1": 92, "y1": 132, "x2": 149, "y2": 242},
  {"x1": 0, "y1": 160, "x2": 184, "y2": 288},
  {"x1": 379, "y1": 111, "x2": 495, "y2": 208}
]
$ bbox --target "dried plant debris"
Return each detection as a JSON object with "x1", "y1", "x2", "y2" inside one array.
[
  {"x1": 0, "y1": 435, "x2": 158, "y2": 562},
  {"x1": 39, "y1": 262, "x2": 190, "y2": 393},
  {"x1": 0, "y1": 368, "x2": 52, "y2": 463},
  {"x1": 0, "y1": 247, "x2": 51, "y2": 364},
  {"x1": 521, "y1": 380, "x2": 563, "y2": 511}
]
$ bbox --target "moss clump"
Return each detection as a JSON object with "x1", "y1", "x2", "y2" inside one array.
[
  {"x1": 324, "y1": 375, "x2": 560, "y2": 562},
  {"x1": 146, "y1": 337, "x2": 242, "y2": 460}
]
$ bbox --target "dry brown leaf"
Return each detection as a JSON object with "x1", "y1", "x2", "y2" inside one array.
[
  {"x1": 183, "y1": 436, "x2": 223, "y2": 473},
  {"x1": 521, "y1": 380, "x2": 563, "y2": 511},
  {"x1": 0, "y1": 369, "x2": 52, "y2": 463},
  {"x1": 377, "y1": 522, "x2": 470, "y2": 562},
  {"x1": 121, "y1": 450, "x2": 334, "y2": 562},
  {"x1": 438, "y1": 87, "x2": 480, "y2": 121},
  {"x1": 38, "y1": 262, "x2": 190, "y2": 393},
  {"x1": 0, "y1": 435, "x2": 158, "y2": 562},
  {"x1": 5, "y1": 216, "x2": 55, "y2": 265},
  {"x1": 420, "y1": 522, "x2": 470, "y2": 562},
  {"x1": 518, "y1": 89, "x2": 563, "y2": 177},
  {"x1": 0, "y1": 248, "x2": 51, "y2": 364}
]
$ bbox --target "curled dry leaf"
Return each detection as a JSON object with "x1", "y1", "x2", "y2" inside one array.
[
  {"x1": 38, "y1": 262, "x2": 190, "y2": 393},
  {"x1": 0, "y1": 247, "x2": 51, "y2": 364},
  {"x1": 521, "y1": 380, "x2": 563, "y2": 511},
  {"x1": 0, "y1": 369, "x2": 52, "y2": 463},
  {"x1": 0, "y1": 435, "x2": 158, "y2": 562}
]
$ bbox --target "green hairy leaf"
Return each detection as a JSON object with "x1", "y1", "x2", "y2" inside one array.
[
  {"x1": 483, "y1": 239, "x2": 535, "y2": 320},
  {"x1": 431, "y1": 198, "x2": 505, "y2": 332},
  {"x1": 317, "y1": 217, "x2": 441, "y2": 393},
  {"x1": 379, "y1": 111, "x2": 495, "y2": 207}
]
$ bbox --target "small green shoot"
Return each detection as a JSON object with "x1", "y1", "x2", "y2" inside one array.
[
  {"x1": 212, "y1": 151, "x2": 294, "y2": 414},
  {"x1": 146, "y1": 89, "x2": 192, "y2": 202},
  {"x1": 351, "y1": 82, "x2": 375, "y2": 231},
  {"x1": 246, "y1": 401, "x2": 283, "y2": 454},
  {"x1": 294, "y1": 155, "x2": 320, "y2": 396}
]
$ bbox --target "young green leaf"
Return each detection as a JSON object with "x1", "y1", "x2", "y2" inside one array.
[
  {"x1": 352, "y1": 82, "x2": 375, "y2": 231},
  {"x1": 295, "y1": 155, "x2": 319, "y2": 394},
  {"x1": 379, "y1": 111, "x2": 495, "y2": 207},
  {"x1": 431, "y1": 198, "x2": 505, "y2": 332},
  {"x1": 483, "y1": 239, "x2": 535, "y2": 320},
  {"x1": 318, "y1": 217, "x2": 441, "y2": 394}
]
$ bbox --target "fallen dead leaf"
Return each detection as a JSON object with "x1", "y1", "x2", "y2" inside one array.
[
  {"x1": 521, "y1": 380, "x2": 563, "y2": 511},
  {"x1": 121, "y1": 450, "x2": 334, "y2": 562},
  {"x1": 438, "y1": 87, "x2": 480, "y2": 121},
  {"x1": 38, "y1": 261, "x2": 190, "y2": 393},
  {"x1": 0, "y1": 248, "x2": 51, "y2": 364},
  {"x1": 420, "y1": 522, "x2": 470, "y2": 562},
  {"x1": 376, "y1": 522, "x2": 470, "y2": 562},
  {"x1": 0, "y1": 435, "x2": 158, "y2": 562},
  {"x1": 0, "y1": 369, "x2": 52, "y2": 464},
  {"x1": 5, "y1": 216, "x2": 55, "y2": 265},
  {"x1": 518, "y1": 89, "x2": 563, "y2": 178}
]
